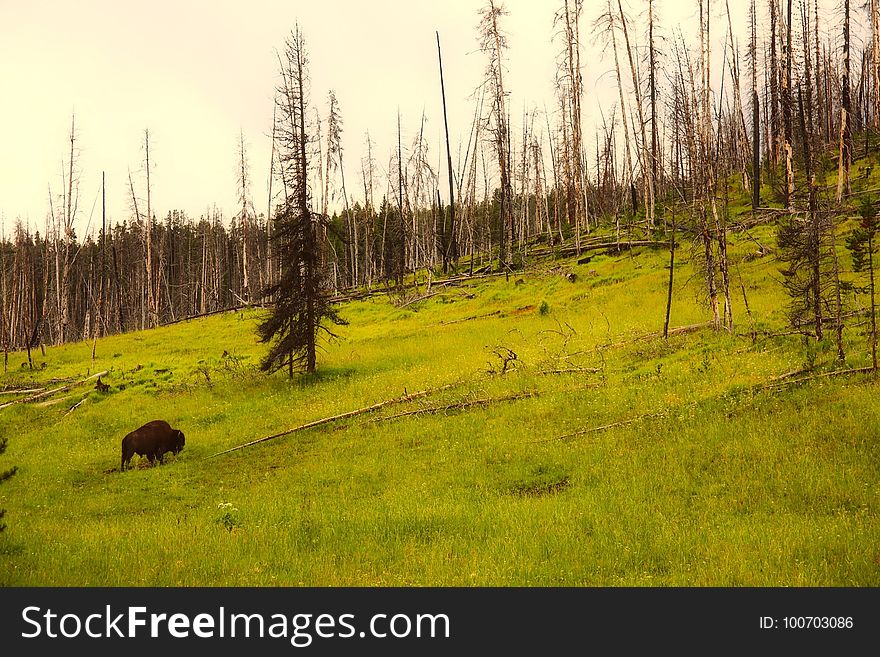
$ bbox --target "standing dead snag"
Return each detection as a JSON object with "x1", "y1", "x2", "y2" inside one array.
[
  {"x1": 594, "y1": 0, "x2": 636, "y2": 217},
  {"x1": 237, "y1": 129, "x2": 254, "y2": 303},
  {"x1": 663, "y1": 211, "x2": 676, "y2": 340},
  {"x1": 144, "y1": 129, "x2": 158, "y2": 328},
  {"x1": 750, "y1": 0, "x2": 761, "y2": 212},
  {"x1": 554, "y1": 0, "x2": 588, "y2": 239},
  {"x1": 258, "y1": 26, "x2": 345, "y2": 376},
  {"x1": 478, "y1": 0, "x2": 514, "y2": 272},
  {"x1": 436, "y1": 31, "x2": 458, "y2": 273}
]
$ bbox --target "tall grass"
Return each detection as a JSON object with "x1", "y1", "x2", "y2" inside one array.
[{"x1": 1, "y1": 228, "x2": 878, "y2": 586}]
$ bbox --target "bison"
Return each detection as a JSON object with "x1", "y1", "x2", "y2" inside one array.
[{"x1": 121, "y1": 420, "x2": 185, "y2": 471}]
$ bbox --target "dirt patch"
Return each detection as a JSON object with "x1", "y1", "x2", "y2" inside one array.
[
  {"x1": 511, "y1": 305, "x2": 537, "y2": 315},
  {"x1": 510, "y1": 475, "x2": 570, "y2": 498}
]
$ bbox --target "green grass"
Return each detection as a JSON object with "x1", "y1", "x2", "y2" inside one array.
[{"x1": 1, "y1": 229, "x2": 878, "y2": 586}]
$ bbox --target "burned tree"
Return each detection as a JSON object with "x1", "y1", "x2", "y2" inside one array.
[
  {"x1": 436, "y1": 32, "x2": 458, "y2": 272},
  {"x1": 478, "y1": 0, "x2": 514, "y2": 272},
  {"x1": 554, "y1": 0, "x2": 587, "y2": 239},
  {"x1": 258, "y1": 27, "x2": 344, "y2": 376},
  {"x1": 237, "y1": 129, "x2": 255, "y2": 303}
]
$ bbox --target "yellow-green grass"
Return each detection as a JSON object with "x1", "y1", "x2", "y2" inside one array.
[{"x1": 1, "y1": 227, "x2": 878, "y2": 586}]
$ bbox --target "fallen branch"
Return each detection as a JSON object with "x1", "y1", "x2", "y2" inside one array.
[
  {"x1": 207, "y1": 383, "x2": 456, "y2": 458},
  {"x1": 539, "y1": 367, "x2": 601, "y2": 375},
  {"x1": 769, "y1": 368, "x2": 809, "y2": 382},
  {"x1": 371, "y1": 391, "x2": 537, "y2": 423},
  {"x1": 588, "y1": 322, "x2": 712, "y2": 353},
  {"x1": 398, "y1": 292, "x2": 441, "y2": 308},
  {"x1": 162, "y1": 305, "x2": 255, "y2": 327},
  {"x1": 528, "y1": 240, "x2": 666, "y2": 259},
  {"x1": 63, "y1": 396, "x2": 88, "y2": 418},
  {"x1": 0, "y1": 370, "x2": 107, "y2": 411},
  {"x1": 37, "y1": 394, "x2": 74, "y2": 408},
  {"x1": 440, "y1": 310, "x2": 502, "y2": 325},
  {"x1": 763, "y1": 366, "x2": 875, "y2": 390},
  {"x1": 0, "y1": 388, "x2": 45, "y2": 396},
  {"x1": 533, "y1": 411, "x2": 665, "y2": 443},
  {"x1": 430, "y1": 272, "x2": 510, "y2": 288}
]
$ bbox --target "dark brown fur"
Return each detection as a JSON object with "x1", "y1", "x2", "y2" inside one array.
[{"x1": 121, "y1": 420, "x2": 185, "y2": 471}]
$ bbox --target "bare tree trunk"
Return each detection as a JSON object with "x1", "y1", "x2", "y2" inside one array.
[
  {"x1": 649, "y1": 0, "x2": 659, "y2": 216},
  {"x1": 782, "y1": 0, "x2": 794, "y2": 209},
  {"x1": 144, "y1": 129, "x2": 157, "y2": 328},
  {"x1": 873, "y1": 0, "x2": 880, "y2": 131},
  {"x1": 751, "y1": 0, "x2": 761, "y2": 211},
  {"x1": 397, "y1": 111, "x2": 406, "y2": 288},
  {"x1": 238, "y1": 130, "x2": 251, "y2": 303},
  {"x1": 769, "y1": 0, "x2": 780, "y2": 170},
  {"x1": 480, "y1": 0, "x2": 513, "y2": 272},
  {"x1": 663, "y1": 211, "x2": 676, "y2": 339},
  {"x1": 837, "y1": 0, "x2": 852, "y2": 202},
  {"x1": 617, "y1": 0, "x2": 653, "y2": 226},
  {"x1": 602, "y1": 1, "x2": 637, "y2": 217},
  {"x1": 437, "y1": 31, "x2": 458, "y2": 271}
]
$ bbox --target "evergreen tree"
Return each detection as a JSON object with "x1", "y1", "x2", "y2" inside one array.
[
  {"x1": 0, "y1": 435, "x2": 17, "y2": 532},
  {"x1": 846, "y1": 201, "x2": 879, "y2": 370},
  {"x1": 258, "y1": 27, "x2": 345, "y2": 376}
]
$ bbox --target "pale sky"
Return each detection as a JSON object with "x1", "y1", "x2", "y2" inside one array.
[{"x1": 0, "y1": 0, "x2": 822, "y2": 238}]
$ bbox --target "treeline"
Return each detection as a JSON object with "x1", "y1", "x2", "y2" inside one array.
[
  {"x1": 3, "y1": 0, "x2": 880, "y2": 367},
  {"x1": 0, "y1": 210, "x2": 268, "y2": 354}
]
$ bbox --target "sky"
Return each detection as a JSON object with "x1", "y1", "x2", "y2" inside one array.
[{"x1": 0, "y1": 0, "x2": 812, "y2": 238}]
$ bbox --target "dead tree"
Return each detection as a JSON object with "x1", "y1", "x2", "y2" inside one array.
[
  {"x1": 750, "y1": 0, "x2": 761, "y2": 211},
  {"x1": 616, "y1": 0, "x2": 654, "y2": 227},
  {"x1": 595, "y1": 0, "x2": 637, "y2": 217},
  {"x1": 555, "y1": 0, "x2": 587, "y2": 241},
  {"x1": 436, "y1": 32, "x2": 458, "y2": 272},
  {"x1": 782, "y1": 0, "x2": 794, "y2": 208},
  {"x1": 478, "y1": 0, "x2": 514, "y2": 272},
  {"x1": 144, "y1": 129, "x2": 157, "y2": 327},
  {"x1": 836, "y1": 0, "x2": 852, "y2": 202},
  {"x1": 237, "y1": 129, "x2": 253, "y2": 302}
]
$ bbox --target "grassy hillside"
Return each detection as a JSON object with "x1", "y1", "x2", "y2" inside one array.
[{"x1": 1, "y1": 224, "x2": 878, "y2": 586}]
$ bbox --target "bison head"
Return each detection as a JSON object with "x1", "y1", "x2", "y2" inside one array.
[{"x1": 173, "y1": 429, "x2": 186, "y2": 454}]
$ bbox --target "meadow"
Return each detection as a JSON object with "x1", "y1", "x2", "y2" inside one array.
[{"x1": 1, "y1": 224, "x2": 878, "y2": 586}]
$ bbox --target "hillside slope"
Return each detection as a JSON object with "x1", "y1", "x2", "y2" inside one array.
[{"x1": 1, "y1": 225, "x2": 878, "y2": 586}]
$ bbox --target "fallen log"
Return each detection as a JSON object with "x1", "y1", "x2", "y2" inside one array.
[
  {"x1": 528, "y1": 240, "x2": 666, "y2": 260},
  {"x1": 0, "y1": 388, "x2": 45, "y2": 396},
  {"x1": 162, "y1": 305, "x2": 256, "y2": 327},
  {"x1": 370, "y1": 391, "x2": 537, "y2": 423},
  {"x1": 539, "y1": 367, "x2": 601, "y2": 375},
  {"x1": 769, "y1": 368, "x2": 809, "y2": 382},
  {"x1": 63, "y1": 396, "x2": 88, "y2": 418},
  {"x1": 762, "y1": 366, "x2": 875, "y2": 390},
  {"x1": 398, "y1": 292, "x2": 441, "y2": 308},
  {"x1": 0, "y1": 370, "x2": 107, "y2": 411},
  {"x1": 440, "y1": 310, "x2": 502, "y2": 325},
  {"x1": 533, "y1": 411, "x2": 665, "y2": 443},
  {"x1": 207, "y1": 383, "x2": 456, "y2": 458},
  {"x1": 588, "y1": 322, "x2": 713, "y2": 353}
]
